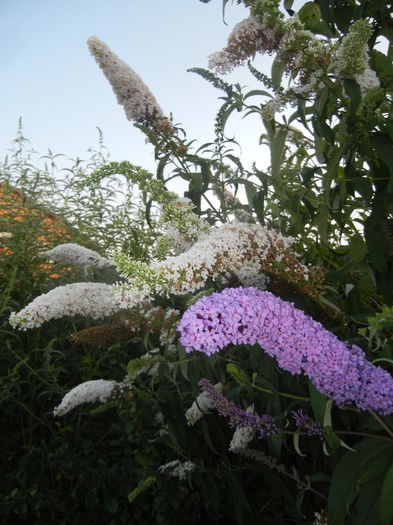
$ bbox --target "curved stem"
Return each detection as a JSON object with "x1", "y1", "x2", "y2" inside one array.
[
  {"x1": 337, "y1": 430, "x2": 392, "y2": 441},
  {"x1": 252, "y1": 383, "x2": 310, "y2": 402},
  {"x1": 369, "y1": 411, "x2": 393, "y2": 439},
  {"x1": 283, "y1": 429, "x2": 392, "y2": 441}
]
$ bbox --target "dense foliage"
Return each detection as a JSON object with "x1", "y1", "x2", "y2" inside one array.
[{"x1": 3, "y1": 1, "x2": 393, "y2": 524}]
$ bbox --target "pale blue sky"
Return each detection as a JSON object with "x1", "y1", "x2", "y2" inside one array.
[{"x1": 1, "y1": 0, "x2": 272, "y2": 177}]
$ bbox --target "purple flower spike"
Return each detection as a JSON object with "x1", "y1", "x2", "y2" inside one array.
[
  {"x1": 178, "y1": 287, "x2": 393, "y2": 415},
  {"x1": 199, "y1": 378, "x2": 279, "y2": 439}
]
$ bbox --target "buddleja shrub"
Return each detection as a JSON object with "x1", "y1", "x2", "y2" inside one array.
[
  {"x1": 8, "y1": 1, "x2": 393, "y2": 524},
  {"x1": 12, "y1": 184, "x2": 392, "y2": 523}
]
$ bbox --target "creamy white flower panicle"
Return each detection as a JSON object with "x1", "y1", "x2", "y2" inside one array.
[
  {"x1": 185, "y1": 383, "x2": 223, "y2": 425},
  {"x1": 10, "y1": 282, "x2": 122, "y2": 330},
  {"x1": 44, "y1": 243, "x2": 113, "y2": 271},
  {"x1": 87, "y1": 36, "x2": 167, "y2": 127},
  {"x1": 158, "y1": 460, "x2": 196, "y2": 480},
  {"x1": 333, "y1": 19, "x2": 379, "y2": 95},
  {"x1": 334, "y1": 20, "x2": 371, "y2": 77},
  {"x1": 229, "y1": 406, "x2": 255, "y2": 452},
  {"x1": 11, "y1": 222, "x2": 314, "y2": 331},
  {"x1": 53, "y1": 379, "x2": 119, "y2": 416},
  {"x1": 208, "y1": 16, "x2": 264, "y2": 74},
  {"x1": 116, "y1": 221, "x2": 299, "y2": 306}
]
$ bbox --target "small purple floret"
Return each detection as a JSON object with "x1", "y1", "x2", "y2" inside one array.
[
  {"x1": 178, "y1": 287, "x2": 393, "y2": 415},
  {"x1": 292, "y1": 409, "x2": 310, "y2": 428},
  {"x1": 292, "y1": 410, "x2": 323, "y2": 439}
]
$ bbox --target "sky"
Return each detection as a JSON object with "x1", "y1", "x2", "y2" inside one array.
[{"x1": 0, "y1": 0, "x2": 273, "y2": 187}]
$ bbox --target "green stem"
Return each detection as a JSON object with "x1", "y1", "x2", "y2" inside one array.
[
  {"x1": 285, "y1": 429, "x2": 391, "y2": 441},
  {"x1": 9, "y1": 347, "x2": 53, "y2": 387},
  {"x1": 252, "y1": 383, "x2": 310, "y2": 401},
  {"x1": 202, "y1": 193, "x2": 223, "y2": 220},
  {"x1": 372, "y1": 357, "x2": 393, "y2": 367},
  {"x1": 337, "y1": 430, "x2": 392, "y2": 441},
  {"x1": 369, "y1": 411, "x2": 393, "y2": 439}
]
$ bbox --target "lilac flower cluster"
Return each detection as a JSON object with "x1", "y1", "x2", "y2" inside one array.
[
  {"x1": 178, "y1": 288, "x2": 393, "y2": 415},
  {"x1": 199, "y1": 378, "x2": 279, "y2": 439}
]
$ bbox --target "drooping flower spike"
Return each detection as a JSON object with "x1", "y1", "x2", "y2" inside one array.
[
  {"x1": 44, "y1": 243, "x2": 113, "y2": 271},
  {"x1": 9, "y1": 282, "x2": 125, "y2": 330},
  {"x1": 178, "y1": 287, "x2": 393, "y2": 415},
  {"x1": 199, "y1": 378, "x2": 278, "y2": 439},
  {"x1": 10, "y1": 222, "x2": 323, "y2": 330}
]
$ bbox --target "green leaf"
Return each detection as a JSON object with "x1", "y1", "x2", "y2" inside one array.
[
  {"x1": 309, "y1": 381, "x2": 327, "y2": 423},
  {"x1": 143, "y1": 199, "x2": 153, "y2": 228},
  {"x1": 205, "y1": 473, "x2": 221, "y2": 517},
  {"x1": 271, "y1": 128, "x2": 288, "y2": 183},
  {"x1": 323, "y1": 426, "x2": 356, "y2": 454},
  {"x1": 323, "y1": 398, "x2": 333, "y2": 428},
  {"x1": 318, "y1": 0, "x2": 336, "y2": 30},
  {"x1": 289, "y1": 101, "x2": 313, "y2": 130},
  {"x1": 244, "y1": 89, "x2": 272, "y2": 99},
  {"x1": 371, "y1": 133, "x2": 393, "y2": 197},
  {"x1": 196, "y1": 160, "x2": 211, "y2": 191},
  {"x1": 332, "y1": 4, "x2": 356, "y2": 33},
  {"x1": 271, "y1": 58, "x2": 285, "y2": 91},
  {"x1": 156, "y1": 155, "x2": 169, "y2": 181},
  {"x1": 293, "y1": 430, "x2": 306, "y2": 457},
  {"x1": 244, "y1": 181, "x2": 257, "y2": 207},
  {"x1": 298, "y1": 2, "x2": 321, "y2": 30},
  {"x1": 371, "y1": 133, "x2": 393, "y2": 177},
  {"x1": 187, "y1": 287, "x2": 215, "y2": 306},
  {"x1": 328, "y1": 439, "x2": 393, "y2": 525},
  {"x1": 344, "y1": 79, "x2": 361, "y2": 120},
  {"x1": 283, "y1": 0, "x2": 294, "y2": 14},
  {"x1": 317, "y1": 203, "x2": 329, "y2": 244},
  {"x1": 314, "y1": 132, "x2": 325, "y2": 163},
  {"x1": 253, "y1": 190, "x2": 265, "y2": 224},
  {"x1": 324, "y1": 146, "x2": 346, "y2": 203},
  {"x1": 201, "y1": 419, "x2": 219, "y2": 454},
  {"x1": 314, "y1": 86, "x2": 329, "y2": 115},
  {"x1": 223, "y1": 470, "x2": 252, "y2": 525},
  {"x1": 371, "y1": 50, "x2": 393, "y2": 88},
  {"x1": 348, "y1": 235, "x2": 366, "y2": 263},
  {"x1": 379, "y1": 463, "x2": 393, "y2": 525},
  {"x1": 189, "y1": 172, "x2": 204, "y2": 192},
  {"x1": 353, "y1": 177, "x2": 373, "y2": 205},
  {"x1": 222, "y1": 0, "x2": 229, "y2": 23},
  {"x1": 309, "y1": 19, "x2": 334, "y2": 37},
  {"x1": 128, "y1": 476, "x2": 156, "y2": 503},
  {"x1": 364, "y1": 191, "x2": 388, "y2": 276},
  {"x1": 179, "y1": 359, "x2": 189, "y2": 381},
  {"x1": 356, "y1": 476, "x2": 382, "y2": 525}
]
